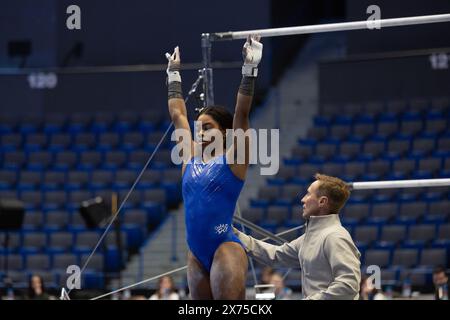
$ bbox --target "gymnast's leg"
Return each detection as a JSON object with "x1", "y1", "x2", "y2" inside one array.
[
  {"x1": 187, "y1": 250, "x2": 213, "y2": 300},
  {"x1": 210, "y1": 242, "x2": 248, "y2": 300}
]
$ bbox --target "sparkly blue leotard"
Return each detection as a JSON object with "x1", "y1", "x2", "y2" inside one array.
[{"x1": 182, "y1": 154, "x2": 244, "y2": 272}]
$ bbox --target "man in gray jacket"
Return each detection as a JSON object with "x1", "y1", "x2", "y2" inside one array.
[{"x1": 234, "y1": 173, "x2": 361, "y2": 300}]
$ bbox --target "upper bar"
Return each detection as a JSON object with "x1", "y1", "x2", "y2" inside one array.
[
  {"x1": 212, "y1": 13, "x2": 450, "y2": 40},
  {"x1": 349, "y1": 178, "x2": 450, "y2": 190}
]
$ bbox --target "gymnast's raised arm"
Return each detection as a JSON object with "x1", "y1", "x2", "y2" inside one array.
[
  {"x1": 227, "y1": 35, "x2": 263, "y2": 179},
  {"x1": 165, "y1": 46, "x2": 194, "y2": 168}
]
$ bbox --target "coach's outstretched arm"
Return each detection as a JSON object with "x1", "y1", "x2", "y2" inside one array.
[{"x1": 233, "y1": 227, "x2": 302, "y2": 268}]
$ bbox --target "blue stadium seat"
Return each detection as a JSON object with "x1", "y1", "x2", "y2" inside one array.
[
  {"x1": 341, "y1": 203, "x2": 370, "y2": 224},
  {"x1": 1, "y1": 133, "x2": 22, "y2": 150},
  {"x1": 0, "y1": 169, "x2": 17, "y2": 190},
  {"x1": 42, "y1": 171, "x2": 66, "y2": 191},
  {"x1": 266, "y1": 205, "x2": 291, "y2": 226},
  {"x1": 67, "y1": 170, "x2": 90, "y2": 190},
  {"x1": 338, "y1": 141, "x2": 362, "y2": 160},
  {"x1": 127, "y1": 150, "x2": 151, "y2": 170},
  {"x1": 19, "y1": 190, "x2": 42, "y2": 210},
  {"x1": 0, "y1": 114, "x2": 18, "y2": 134},
  {"x1": 45, "y1": 211, "x2": 70, "y2": 230},
  {"x1": 3, "y1": 151, "x2": 27, "y2": 170},
  {"x1": 43, "y1": 114, "x2": 67, "y2": 133},
  {"x1": 0, "y1": 232, "x2": 22, "y2": 254},
  {"x1": 396, "y1": 201, "x2": 427, "y2": 224},
  {"x1": 391, "y1": 248, "x2": 419, "y2": 269},
  {"x1": 54, "y1": 151, "x2": 78, "y2": 170},
  {"x1": 103, "y1": 150, "x2": 127, "y2": 170},
  {"x1": 242, "y1": 207, "x2": 265, "y2": 224},
  {"x1": 43, "y1": 190, "x2": 67, "y2": 211},
  {"x1": 418, "y1": 248, "x2": 447, "y2": 268},
  {"x1": 354, "y1": 225, "x2": 379, "y2": 246},
  {"x1": 82, "y1": 271, "x2": 105, "y2": 289},
  {"x1": 25, "y1": 253, "x2": 52, "y2": 270},
  {"x1": 122, "y1": 132, "x2": 144, "y2": 150},
  {"x1": 18, "y1": 171, "x2": 42, "y2": 191},
  {"x1": 375, "y1": 120, "x2": 398, "y2": 140},
  {"x1": 292, "y1": 143, "x2": 314, "y2": 160},
  {"x1": 435, "y1": 136, "x2": 450, "y2": 157},
  {"x1": 80, "y1": 253, "x2": 104, "y2": 272},
  {"x1": 89, "y1": 170, "x2": 114, "y2": 190},
  {"x1": 24, "y1": 133, "x2": 48, "y2": 151},
  {"x1": 21, "y1": 231, "x2": 48, "y2": 252},
  {"x1": 52, "y1": 253, "x2": 78, "y2": 271},
  {"x1": 22, "y1": 211, "x2": 44, "y2": 231},
  {"x1": 74, "y1": 231, "x2": 102, "y2": 253},
  {"x1": 7, "y1": 253, "x2": 25, "y2": 269},
  {"x1": 78, "y1": 151, "x2": 103, "y2": 170},
  {"x1": 379, "y1": 224, "x2": 406, "y2": 245},
  {"x1": 48, "y1": 232, "x2": 74, "y2": 252},
  {"x1": 93, "y1": 113, "x2": 115, "y2": 133},
  {"x1": 386, "y1": 138, "x2": 411, "y2": 158},
  {"x1": 364, "y1": 249, "x2": 392, "y2": 268}
]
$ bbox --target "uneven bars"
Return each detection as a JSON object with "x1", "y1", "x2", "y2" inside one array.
[
  {"x1": 349, "y1": 178, "x2": 450, "y2": 190},
  {"x1": 211, "y1": 13, "x2": 450, "y2": 40},
  {"x1": 90, "y1": 225, "x2": 304, "y2": 300},
  {"x1": 233, "y1": 215, "x2": 286, "y2": 244}
]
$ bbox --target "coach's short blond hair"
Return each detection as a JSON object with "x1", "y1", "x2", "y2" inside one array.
[{"x1": 314, "y1": 173, "x2": 351, "y2": 214}]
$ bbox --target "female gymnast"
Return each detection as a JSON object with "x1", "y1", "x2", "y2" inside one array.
[{"x1": 165, "y1": 35, "x2": 263, "y2": 299}]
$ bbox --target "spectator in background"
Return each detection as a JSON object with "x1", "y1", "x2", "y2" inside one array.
[
  {"x1": 149, "y1": 276, "x2": 180, "y2": 300},
  {"x1": 27, "y1": 274, "x2": 50, "y2": 300},
  {"x1": 433, "y1": 266, "x2": 449, "y2": 300},
  {"x1": 270, "y1": 272, "x2": 292, "y2": 300},
  {"x1": 261, "y1": 266, "x2": 274, "y2": 285},
  {"x1": 2, "y1": 277, "x2": 15, "y2": 300},
  {"x1": 359, "y1": 275, "x2": 386, "y2": 300}
]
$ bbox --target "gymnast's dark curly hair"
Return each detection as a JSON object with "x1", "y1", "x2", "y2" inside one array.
[{"x1": 196, "y1": 106, "x2": 233, "y2": 131}]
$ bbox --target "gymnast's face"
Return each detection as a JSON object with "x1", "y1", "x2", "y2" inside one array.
[
  {"x1": 196, "y1": 114, "x2": 225, "y2": 149},
  {"x1": 300, "y1": 181, "x2": 322, "y2": 219}
]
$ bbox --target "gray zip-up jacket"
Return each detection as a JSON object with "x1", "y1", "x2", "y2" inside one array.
[{"x1": 235, "y1": 214, "x2": 361, "y2": 300}]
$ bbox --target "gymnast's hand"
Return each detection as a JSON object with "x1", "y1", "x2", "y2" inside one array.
[
  {"x1": 242, "y1": 34, "x2": 263, "y2": 77},
  {"x1": 165, "y1": 46, "x2": 181, "y2": 83}
]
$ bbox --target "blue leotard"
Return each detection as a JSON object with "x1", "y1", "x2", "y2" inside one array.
[{"x1": 182, "y1": 154, "x2": 245, "y2": 272}]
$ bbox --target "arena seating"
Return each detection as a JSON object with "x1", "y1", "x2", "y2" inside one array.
[
  {"x1": 0, "y1": 112, "x2": 179, "y2": 289},
  {"x1": 245, "y1": 96, "x2": 450, "y2": 288},
  {"x1": 0, "y1": 97, "x2": 448, "y2": 291}
]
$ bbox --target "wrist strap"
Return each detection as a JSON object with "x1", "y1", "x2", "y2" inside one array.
[
  {"x1": 167, "y1": 71, "x2": 181, "y2": 83},
  {"x1": 242, "y1": 65, "x2": 258, "y2": 77},
  {"x1": 168, "y1": 81, "x2": 183, "y2": 100},
  {"x1": 239, "y1": 76, "x2": 255, "y2": 96}
]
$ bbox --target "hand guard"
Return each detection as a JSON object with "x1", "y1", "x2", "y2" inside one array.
[
  {"x1": 242, "y1": 35, "x2": 263, "y2": 77},
  {"x1": 165, "y1": 46, "x2": 181, "y2": 83}
]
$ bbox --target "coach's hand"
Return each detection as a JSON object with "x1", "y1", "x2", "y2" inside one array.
[{"x1": 242, "y1": 34, "x2": 263, "y2": 77}]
